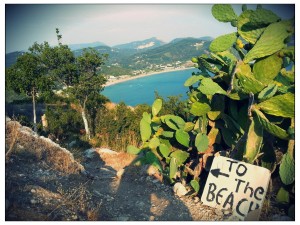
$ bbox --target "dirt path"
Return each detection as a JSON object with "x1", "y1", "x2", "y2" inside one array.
[
  {"x1": 5, "y1": 119, "x2": 288, "y2": 221},
  {"x1": 5, "y1": 147, "x2": 230, "y2": 221},
  {"x1": 81, "y1": 149, "x2": 231, "y2": 221}
]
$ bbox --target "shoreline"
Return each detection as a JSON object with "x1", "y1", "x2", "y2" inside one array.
[{"x1": 104, "y1": 67, "x2": 195, "y2": 87}]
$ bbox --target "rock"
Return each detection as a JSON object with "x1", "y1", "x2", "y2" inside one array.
[
  {"x1": 149, "y1": 215, "x2": 155, "y2": 221},
  {"x1": 71, "y1": 214, "x2": 78, "y2": 220},
  {"x1": 116, "y1": 169, "x2": 125, "y2": 178},
  {"x1": 173, "y1": 182, "x2": 188, "y2": 197},
  {"x1": 214, "y1": 209, "x2": 223, "y2": 217},
  {"x1": 147, "y1": 165, "x2": 158, "y2": 176},
  {"x1": 31, "y1": 189, "x2": 36, "y2": 193},
  {"x1": 100, "y1": 167, "x2": 115, "y2": 174},
  {"x1": 223, "y1": 209, "x2": 232, "y2": 215},
  {"x1": 30, "y1": 199, "x2": 38, "y2": 204},
  {"x1": 106, "y1": 196, "x2": 114, "y2": 202},
  {"x1": 97, "y1": 148, "x2": 117, "y2": 154},
  {"x1": 68, "y1": 140, "x2": 77, "y2": 148},
  {"x1": 152, "y1": 179, "x2": 159, "y2": 184},
  {"x1": 84, "y1": 148, "x2": 97, "y2": 159},
  {"x1": 227, "y1": 214, "x2": 240, "y2": 221},
  {"x1": 194, "y1": 197, "x2": 200, "y2": 203}
]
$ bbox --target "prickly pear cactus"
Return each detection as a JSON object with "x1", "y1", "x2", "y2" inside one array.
[
  {"x1": 128, "y1": 4, "x2": 295, "y2": 205},
  {"x1": 211, "y1": 4, "x2": 237, "y2": 23}
]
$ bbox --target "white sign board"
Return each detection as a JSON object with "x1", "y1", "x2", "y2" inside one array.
[{"x1": 201, "y1": 156, "x2": 271, "y2": 220}]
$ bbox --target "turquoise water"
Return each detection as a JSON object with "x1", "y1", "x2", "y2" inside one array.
[{"x1": 102, "y1": 68, "x2": 199, "y2": 106}]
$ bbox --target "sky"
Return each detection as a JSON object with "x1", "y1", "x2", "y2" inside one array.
[{"x1": 5, "y1": 3, "x2": 295, "y2": 53}]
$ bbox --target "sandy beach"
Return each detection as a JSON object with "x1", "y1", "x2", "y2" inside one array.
[{"x1": 104, "y1": 67, "x2": 195, "y2": 87}]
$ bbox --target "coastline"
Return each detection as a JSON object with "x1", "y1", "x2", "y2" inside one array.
[{"x1": 104, "y1": 67, "x2": 195, "y2": 87}]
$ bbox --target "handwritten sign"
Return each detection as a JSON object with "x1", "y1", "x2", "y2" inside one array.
[{"x1": 201, "y1": 156, "x2": 271, "y2": 220}]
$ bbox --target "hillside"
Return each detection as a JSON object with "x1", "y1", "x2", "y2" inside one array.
[
  {"x1": 5, "y1": 37, "x2": 211, "y2": 74},
  {"x1": 113, "y1": 37, "x2": 165, "y2": 50},
  {"x1": 68, "y1": 41, "x2": 108, "y2": 51},
  {"x1": 5, "y1": 51, "x2": 25, "y2": 68},
  {"x1": 5, "y1": 118, "x2": 289, "y2": 221},
  {"x1": 124, "y1": 38, "x2": 210, "y2": 69}
]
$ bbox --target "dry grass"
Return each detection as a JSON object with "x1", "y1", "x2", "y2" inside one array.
[
  {"x1": 5, "y1": 120, "x2": 84, "y2": 174},
  {"x1": 46, "y1": 180, "x2": 93, "y2": 220},
  {"x1": 5, "y1": 120, "x2": 20, "y2": 161},
  {"x1": 86, "y1": 203, "x2": 102, "y2": 221},
  {"x1": 94, "y1": 131, "x2": 140, "y2": 152}
]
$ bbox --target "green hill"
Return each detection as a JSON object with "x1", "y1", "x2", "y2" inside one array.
[
  {"x1": 126, "y1": 38, "x2": 210, "y2": 68},
  {"x1": 6, "y1": 37, "x2": 211, "y2": 75}
]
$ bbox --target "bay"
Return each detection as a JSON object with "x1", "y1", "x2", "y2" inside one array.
[{"x1": 102, "y1": 68, "x2": 199, "y2": 106}]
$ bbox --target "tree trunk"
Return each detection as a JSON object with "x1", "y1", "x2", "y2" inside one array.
[
  {"x1": 81, "y1": 97, "x2": 91, "y2": 140},
  {"x1": 32, "y1": 88, "x2": 37, "y2": 133}
]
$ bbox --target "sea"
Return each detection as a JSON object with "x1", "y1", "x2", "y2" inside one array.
[{"x1": 102, "y1": 68, "x2": 199, "y2": 106}]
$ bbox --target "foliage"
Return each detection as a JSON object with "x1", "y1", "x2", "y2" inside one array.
[
  {"x1": 94, "y1": 103, "x2": 151, "y2": 151},
  {"x1": 6, "y1": 46, "x2": 55, "y2": 132},
  {"x1": 128, "y1": 4, "x2": 295, "y2": 204},
  {"x1": 102, "y1": 65, "x2": 133, "y2": 76},
  {"x1": 45, "y1": 105, "x2": 83, "y2": 141},
  {"x1": 64, "y1": 47, "x2": 109, "y2": 139}
]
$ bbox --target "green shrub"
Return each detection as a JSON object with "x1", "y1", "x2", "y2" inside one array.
[{"x1": 45, "y1": 105, "x2": 83, "y2": 141}]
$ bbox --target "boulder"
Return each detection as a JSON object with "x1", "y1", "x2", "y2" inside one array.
[{"x1": 173, "y1": 182, "x2": 188, "y2": 197}]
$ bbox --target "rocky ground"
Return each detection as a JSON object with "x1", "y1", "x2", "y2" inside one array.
[{"x1": 5, "y1": 118, "x2": 291, "y2": 221}]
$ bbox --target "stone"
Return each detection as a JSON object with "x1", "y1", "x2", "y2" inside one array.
[
  {"x1": 194, "y1": 196, "x2": 200, "y2": 203},
  {"x1": 147, "y1": 165, "x2": 158, "y2": 176},
  {"x1": 30, "y1": 199, "x2": 38, "y2": 204},
  {"x1": 84, "y1": 148, "x2": 97, "y2": 159},
  {"x1": 223, "y1": 209, "x2": 232, "y2": 215},
  {"x1": 152, "y1": 179, "x2": 159, "y2": 184},
  {"x1": 97, "y1": 148, "x2": 118, "y2": 154},
  {"x1": 149, "y1": 215, "x2": 155, "y2": 221},
  {"x1": 71, "y1": 214, "x2": 78, "y2": 220},
  {"x1": 214, "y1": 209, "x2": 223, "y2": 217},
  {"x1": 68, "y1": 140, "x2": 77, "y2": 148},
  {"x1": 173, "y1": 182, "x2": 188, "y2": 197},
  {"x1": 31, "y1": 189, "x2": 36, "y2": 193},
  {"x1": 227, "y1": 215, "x2": 240, "y2": 221},
  {"x1": 116, "y1": 169, "x2": 125, "y2": 178}
]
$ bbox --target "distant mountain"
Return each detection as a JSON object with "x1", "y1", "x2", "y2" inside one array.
[
  {"x1": 198, "y1": 36, "x2": 214, "y2": 41},
  {"x1": 170, "y1": 36, "x2": 213, "y2": 44},
  {"x1": 5, "y1": 51, "x2": 25, "y2": 67},
  {"x1": 113, "y1": 37, "x2": 165, "y2": 51},
  {"x1": 68, "y1": 41, "x2": 107, "y2": 51},
  {"x1": 5, "y1": 37, "x2": 211, "y2": 71},
  {"x1": 124, "y1": 37, "x2": 210, "y2": 69},
  {"x1": 73, "y1": 45, "x2": 136, "y2": 65}
]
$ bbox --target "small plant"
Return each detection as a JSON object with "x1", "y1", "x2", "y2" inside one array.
[{"x1": 128, "y1": 4, "x2": 295, "y2": 212}]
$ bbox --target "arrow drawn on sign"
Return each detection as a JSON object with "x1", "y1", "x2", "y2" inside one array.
[{"x1": 211, "y1": 168, "x2": 229, "y2": 178}]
